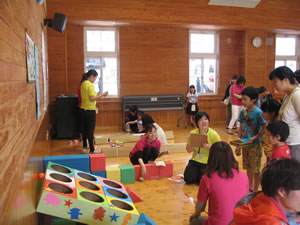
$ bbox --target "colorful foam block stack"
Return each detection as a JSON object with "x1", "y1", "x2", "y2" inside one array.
[
  {"x1": 43, "y1": 154, "x2": 173, "y2": 185},
  {"x1": 37, "y1": 162, "x2": 140, "y2": 225}
]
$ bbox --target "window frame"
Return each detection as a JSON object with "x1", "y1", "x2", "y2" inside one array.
[
  {"x1": 189, "y1": 30, "x2": 219, "y2": 96},
  {"x1": 83, "y1": 27, "x2": 120, "y2": 97},
  {"x1": 275, "y1": 35, "x2": 298, "y2": 70}
]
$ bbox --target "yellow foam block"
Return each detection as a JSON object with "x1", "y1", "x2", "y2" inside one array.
[{"x1": 106, "y1": 166, "x2": 121, "y2": 182}]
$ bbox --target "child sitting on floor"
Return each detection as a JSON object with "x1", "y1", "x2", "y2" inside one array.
[
  {"x1": 266, "y1": 120, "x2": 291, "y2": 164},
  {"x1": 129, "y1": 124, "x2": 168, "y2": 180},
  {"x1": 126, "y1": 111, "x2": 144, "y2": 133}
]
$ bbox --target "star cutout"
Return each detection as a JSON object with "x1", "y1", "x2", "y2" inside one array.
[
  {"x1": 110, "y1": 213, "x2": 119, "y2": 222},
  {"x1": 64, "y1": 199, "x2": 73, "y2": 207}
]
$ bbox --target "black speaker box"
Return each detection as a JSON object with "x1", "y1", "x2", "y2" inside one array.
[
  {"x1": 55, "y1": 95, "x2": 80, "y2": 139},
  {"x1": 51, "y1": 13, "x2": 67, "y2": 33}
]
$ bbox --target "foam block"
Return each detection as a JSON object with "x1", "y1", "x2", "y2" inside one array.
[
  {"x1": 133, "y1": 165, "x2": 141, "y2": 181},
  {"x1": 144, "y1": 164, "x2": 156, "y2": 180},
  {"x1": 159, "y1": 162, "x2": 173, "y2": 178},
  {"x1": 119, "y1": 165, "x2": 135, "y2": 184},
  {"x1": 95, "y1": 131, "x2": 174, "y2": 145},
  {"x1": 165, "y1": 131, "x2": 174, "y2": 139},
  {"x1": 106, "y1": 166, "x2": 121, "y2": 182},
  {"x1": 165, "y1": 143, "x2": 186, "y2": 153},
  {"x1": 44, "y1": 154, "x2": 90, "y2": 172},
  {"x1": 101, "y1": 143, "x2": 186, "y2": 158},
  {"x1": 137, "y1": 213, "x2": 157, "y2": 225},
  {"x1": 91, "y1": 170, "x2": 106, "y2": 178},
  {"x1": 101, "y1": 147, "x2": 118, "y2": 157},
  {"x1": 89, "y1": 153, "x2": 106, "y2": 172},
  {"x1": 101, "y1": 146, "x2": 131, "y2": 158},
  {"x1": 126, "y1": 187, "x2": 143, "y2": 203}
]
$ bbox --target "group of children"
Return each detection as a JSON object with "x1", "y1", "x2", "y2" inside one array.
[{"x1": 186, "y1": 86, "x2": 297, "y2": 225}]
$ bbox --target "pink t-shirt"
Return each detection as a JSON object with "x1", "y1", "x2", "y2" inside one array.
[
  {"x1": 197, "y1": 169, "x2": 249, "y2": 225},
  {"x1": 129, "y1": 136, "x2": 161, "y2": 158},
  {"x1": 230, "y1": 84, "x2": 245, "y2": 106}
]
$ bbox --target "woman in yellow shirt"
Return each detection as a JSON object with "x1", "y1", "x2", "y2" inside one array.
[
  {"x1": 184, "y1": 112, "x2": 221, "y2": 184},
  {"x1": 80, "y1": 69, "x2": 108, "y2": 153}
]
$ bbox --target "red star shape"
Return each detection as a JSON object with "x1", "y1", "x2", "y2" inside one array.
[{"x1": 64, "y1": 199, "x2": 73, "y2": 207}]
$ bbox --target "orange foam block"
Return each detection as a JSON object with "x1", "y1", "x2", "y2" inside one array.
[
  {"x1": 126, "y1": 187, "x2": 143, "y2": 203},
  {"x1": 89, "y1": 153, "x2": 106, "y2": 172}
]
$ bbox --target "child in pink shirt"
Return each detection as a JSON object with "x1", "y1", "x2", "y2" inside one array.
[
  {"x1": 228, "y1": 76, "x2": 246, "y2": 135},
  {"x1": 189, "y1": 141, "x2": 249, "y2": 225},
  {"x1": 266, "y1": 120, "x2": 291, "y2": 163},
  {"x1": 129, "y1": 124, "x2": 167, "y2": 180}
]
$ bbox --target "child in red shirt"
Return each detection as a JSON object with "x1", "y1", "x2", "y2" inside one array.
[
  {"x1": 266, "y1": 120, "x2": 291, "y2": 163},
  {"x1": 129, "y1": 123, "x2": 167, "y2": 180}
]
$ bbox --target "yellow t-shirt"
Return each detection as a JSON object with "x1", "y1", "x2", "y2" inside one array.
[
  {"x1": 187, "y1": 128, "x2": 221, "y2": 164},
  {"x1": 80, "y1": 80, "x2": 97, "y2": 110}
]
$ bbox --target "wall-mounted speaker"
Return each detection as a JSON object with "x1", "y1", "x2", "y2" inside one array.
[{"x1": 44, "y1": 13, "x2": 67, "y2": 33}]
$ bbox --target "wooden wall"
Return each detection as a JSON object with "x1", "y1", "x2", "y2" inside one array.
[
  {"x1": 48, "y1": 24, "x2": 250, "y2": 129},
  {"x1": 0, "y1": 0, "x2": 49, "y2": 224},
  {"x1": 46, "y1": 0, "x2": 300, "y2": 130}
]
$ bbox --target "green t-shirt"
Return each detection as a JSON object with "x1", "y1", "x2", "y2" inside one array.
[
  {"x1": 80, "y1": 80, "x2": 97, "y2": 110},
  {"x1": 187, "y1": 128, "x2": 221, "y2": 164}
]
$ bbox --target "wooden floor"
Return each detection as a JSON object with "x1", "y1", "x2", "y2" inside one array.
[{"x1": 49, "y1": 124, "x2": 265, "y2": 225}]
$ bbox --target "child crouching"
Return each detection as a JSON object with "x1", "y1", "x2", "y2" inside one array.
[{"x1": 129, "y1": 124, "x2": 167, "y2": 180}]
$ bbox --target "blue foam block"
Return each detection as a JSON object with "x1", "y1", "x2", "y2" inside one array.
[
  {"x1": 44, "y1": 154, "x2": 90, "y2": 172},
  {"x1": 137, "y1": 213, "x2": 157, "y2": 225},
  {"x1": 91, "y1": 170, "x2": 107, "y2": 178}
]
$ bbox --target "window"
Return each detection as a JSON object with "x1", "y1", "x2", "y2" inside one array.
[
  {"x1": 275, "y1": 35, "x2": 298, "y2": 71},
  {"x1": 189, "y1": 31, "x2": 218, "y2": 95},
  {"x1": 84, "y1": 27, "x2": 119, "y2": 96}
]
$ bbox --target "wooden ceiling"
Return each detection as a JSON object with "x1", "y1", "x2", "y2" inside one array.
[{"x1": 47, "y1": 0, "x2": 300, "y2": 33}]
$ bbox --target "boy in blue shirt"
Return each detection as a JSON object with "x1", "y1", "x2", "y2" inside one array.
[{"x1": 238, "y1": 86, "x2": 267, "y2": 192}]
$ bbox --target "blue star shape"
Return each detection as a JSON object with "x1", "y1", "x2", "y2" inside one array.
[{"x1": 110, "y1": 212, "x2": 119, "y2": 222}]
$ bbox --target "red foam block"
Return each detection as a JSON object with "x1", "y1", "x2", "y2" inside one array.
[
  {"x1": 133, "y1": 165, "x2": 141, "y2": 181},
  {"x1": 89, "y1": 153, "x2": 106, "y2": 172},
  {"x1": 159, "y1": 162, "x2": 173, "y2": 178},
  {"x1": 133, "y1": 164, "x2": 156, "y2": 180},
  {"x1": 126, "y1": 187, "x2": 143, "y2": 202}
]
